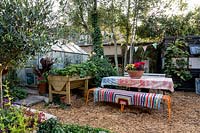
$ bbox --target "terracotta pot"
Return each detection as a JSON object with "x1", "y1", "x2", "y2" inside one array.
[
  {"x1": 38, "y1": 82, "x2": 47, "y2": 95},
  {"x1": 127, "y1": 71, "x2": 144, "y2": 79}
]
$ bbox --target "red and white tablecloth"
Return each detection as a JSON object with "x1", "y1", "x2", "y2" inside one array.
[{"x1": 101, "y1": 76, "x2": 174, "y2": 92}]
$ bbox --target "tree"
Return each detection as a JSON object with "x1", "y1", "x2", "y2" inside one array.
[
  {"x1": 0, "y1": 0, "x2": 56, "y2": 108},
  {"x1": 59, "y1": 0, "x2": 93, "y2": 42}
]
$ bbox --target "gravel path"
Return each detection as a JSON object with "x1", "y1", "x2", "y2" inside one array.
[{"x1": 33, "y1": 91, "x2": 200, "y2": 133}]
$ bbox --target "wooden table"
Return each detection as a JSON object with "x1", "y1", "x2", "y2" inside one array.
[
  {"x1": 48, "y1": 75, "x2": 92, "y2": 104},
  {"x1": 101, "y1": 76, "x2": 174, "y2": 92}
]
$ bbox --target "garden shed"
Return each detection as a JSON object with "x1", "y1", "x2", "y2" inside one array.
[{"x1": 17, "y1": 40, "x2": 89, "y2": 86}]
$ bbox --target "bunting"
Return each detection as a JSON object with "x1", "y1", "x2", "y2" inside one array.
[
  {"x1": 152, "y1": 43, "x2": 158, "y2": 49},
  {"x1": 143, "y1": 46, "x2": 147, "y2": 52},
  {"x1": 132, "y1": 43, "x2": 159, "y2": 53},
  {"x1": 134, "y1": 47, "x2": 138, "y2": 52}
]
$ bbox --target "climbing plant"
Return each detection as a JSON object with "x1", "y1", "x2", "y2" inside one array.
[
  {"x1": 91, "y1": 0, "x2": 104, "y2": 57},
  {"x1": 164, "y1": 39, "x2": 192, "y2": 88}
]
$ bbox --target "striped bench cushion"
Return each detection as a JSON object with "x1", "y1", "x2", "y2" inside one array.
[{"x1": 94, "y1": 87, "x2": 163, "y2": 109}]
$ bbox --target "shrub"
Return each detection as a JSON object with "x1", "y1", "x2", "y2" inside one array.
[
  {"x1": 89, "y1": 56, "x2": 117, "y2": 86},
  {"x1": 10, "y1": 86, "x2": 28, "y2": 101},
  {"x1": 164, "y1": 39, "x2": 192, "y2": 87},
  {"x1": 37, "y1": 118, "x2": 110, "y2": 133},
  {"x1": 0, "y1": 82, "x2": 42, "y2": 132}
]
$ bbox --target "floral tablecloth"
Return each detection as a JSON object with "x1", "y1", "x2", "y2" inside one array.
[{"x1": 101, "y1": 76, "x2": 174, "y2": 92}]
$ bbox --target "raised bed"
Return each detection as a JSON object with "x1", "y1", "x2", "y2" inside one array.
[{"x1": 48, "y1": 75, "x2": 92, "y2": 105}]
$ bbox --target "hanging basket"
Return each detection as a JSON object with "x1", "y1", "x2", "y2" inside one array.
[{"x1": 127, "y1": 71, "x2": 144, "y2": 79}]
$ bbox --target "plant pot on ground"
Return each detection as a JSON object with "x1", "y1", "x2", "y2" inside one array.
[
  {"x1": 38, "y1": 77, "x2": 48, "y2": 95},
  {"x1": 33, "y1": 56, "x2": 54, "y2": 95}
]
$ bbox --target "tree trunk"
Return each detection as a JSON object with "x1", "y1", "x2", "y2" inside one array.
[
  {"x1": 111, "y1": 0, "x2": 119, "y2": 75},
  {"x1": 0, "y1": 64, "x2": 3, "y2": 108},
  {"x1": 124, "y1": 46, "x2": 128, "y2": 68},
  {"x1": 129, "y1": 0, "x2": 138, "y2": 64},
  {"x1": 124, "y1": 0, "x2": 131, "y2": 70},
  {"x1": 111, "y1": 28, "x2": 119, "y2": 75}
]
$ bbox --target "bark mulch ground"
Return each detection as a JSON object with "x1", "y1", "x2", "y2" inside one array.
[{"x1": 33, "y1": 91, "x2": 200, "y2": 133}]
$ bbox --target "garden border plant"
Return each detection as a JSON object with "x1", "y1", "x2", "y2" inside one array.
[
  {"x1": 164, "y1": 39, "x2": 192, "y2": 88},
  {"x1": 0, "y1": 81, "x2": 45, "y2": 132},
  {"x1": 37, "y1": 118, "x2": 111, "y2": 133}
]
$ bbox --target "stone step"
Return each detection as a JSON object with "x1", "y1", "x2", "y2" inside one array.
[{"x1": 14, "y1": 95, "x2": 48, "y2": 107}]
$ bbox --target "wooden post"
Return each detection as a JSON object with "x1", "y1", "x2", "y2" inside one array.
[
  {"x1": 66, "y1": 81, "x2": 71, "y2": 105},
  {"x1": 0, "y1": 64, "x2": 3, "y2": 108},
  {"x1": 48, "y1": 84, "x2": 52, "y2": 103},
  {"x1": 84, "y1": 79, "x2": 89, "y2": 98}
]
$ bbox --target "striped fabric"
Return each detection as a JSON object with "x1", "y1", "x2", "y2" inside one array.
[{"x1": 94, "y1": 87, "x2": 163, "y2": 109}]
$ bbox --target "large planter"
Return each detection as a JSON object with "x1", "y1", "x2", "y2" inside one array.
[
  {"x1": 47, "y1": 75, "x2": 92, "y2": 105},
  {"x1": 127, "y1": 71, "x2": 144, "y2": 79},
  {"x1": 38, "y1": 82, "x2": 47, "y2": 95}
]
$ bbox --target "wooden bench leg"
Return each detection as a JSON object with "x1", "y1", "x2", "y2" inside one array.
[
  {"x1": 163, "y1": 95, "x2": 171, "y2": 121},
  {"x1": 120, "y1": 104, "x2": 124, "y2": 112},
  {"x1": 86, "y1": 88, "x2": 96, "y2": 105}
]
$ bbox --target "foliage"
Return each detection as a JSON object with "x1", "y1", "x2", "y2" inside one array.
[
  {"x1": 3, "y1": 69, "x2": 28, "y2": 101},
  {"x1": 137, "y1": 7, "x2": 200, "y2": 40},
  {"x1": 0, "y1": 82, "x2": 43, "y2": 132},
  {"x1": 34, "y1": 56, "x2": 54, "y2": 83},
  {"x1": 0, "y1": 0, "x2": 57, "y2": 108},
  {"x1": 91, "y1": 0, "x2": 104, "y2": 57},
  {"x1": 89, "y1": 56, "x2": 117, "y2": 86},
  {"x1": 10, "y1": 86, "x2": 28, "y2": 101},
  {"x1": 0, "y1": 106, "x2": 46, "y2": 132},
  {"x1": 3, "y1": 68, "x2": 20, "y2": 88},
  {"x1": 34, "y1": 57, "x2": 54, "y2": 77},
  {"x1": 49, "y1": 61, "x2": 97, "y2": 78},
  {"x1": 0, "y1": 107, "x2": 31, "y2": 132},
  {"x1": 49, "y1": 56, "x2": 116, "y2": 86},
  {"x1": 125, "y1": 62, "x2": 145, "y2": 71},
  {"x1": 0, "y1": 0, "x2": 56, "y2": 67},
  {"x1": 37, "y1": 118, "x2": 110, "y2": 133},
  {"x1": 164, "y1": 39, "x2": 192, "y2": 87}
]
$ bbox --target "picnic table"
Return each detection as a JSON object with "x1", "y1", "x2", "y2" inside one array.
[{"x1": 101, "y1": 76, "x2": 174, "y2": 92}]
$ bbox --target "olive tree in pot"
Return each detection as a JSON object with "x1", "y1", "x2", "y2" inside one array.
[{"x1": 34, "y1": 57, "x2": 54, "y2": 95}]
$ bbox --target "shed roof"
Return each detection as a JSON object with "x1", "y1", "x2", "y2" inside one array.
[{"x1": 51, "y1": 40, "x2": 88, "y2": 55}]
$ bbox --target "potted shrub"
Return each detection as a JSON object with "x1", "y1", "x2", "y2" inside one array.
[{"x1": 34, "y1": 57, "x2": 54, "y2": 95}]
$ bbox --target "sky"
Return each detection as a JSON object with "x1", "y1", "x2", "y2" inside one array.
[
  {"x1": 53, "y1": 0, "x2": 200, "y2": 13},
  {"x1": 187, "y1": 0, "x2": 200, "y2": 10},
  {"x1": 166, "y1": 0, "x2": 200, "y2": 16}
]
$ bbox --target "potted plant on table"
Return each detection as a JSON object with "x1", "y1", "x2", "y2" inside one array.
[
  {"x1": 34, "y1": 57, "x2": 54, "y2": 95},
  {"x1": 125, "y1": 62, "x2": 145, "y2": 78}
]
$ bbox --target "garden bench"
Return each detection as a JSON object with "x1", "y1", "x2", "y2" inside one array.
[{"x1": 86, "y1": 87, "x2": 171, "y2": 120}]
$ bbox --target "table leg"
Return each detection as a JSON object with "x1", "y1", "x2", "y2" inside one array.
[
  {"x1": 84, "y1": 79, "x2": 89, "y2": 99},
  {"x1": 49, "y1": 84, "x2": 53, "y2": 103},
  {"x1": 66, "y1": 81, "x2": 71, "y2": 105}
]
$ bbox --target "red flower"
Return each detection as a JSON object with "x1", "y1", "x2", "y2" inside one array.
[
  {"x1": 126, "y1": 61, "x2": 145, "y2": 71},
  {"x1": 140, "y1": 62, "x2": 145, "y2": 65}
]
